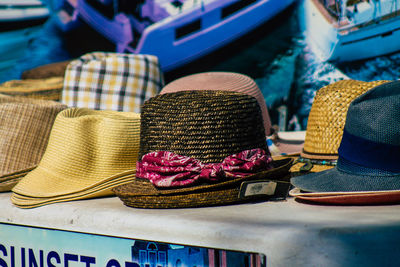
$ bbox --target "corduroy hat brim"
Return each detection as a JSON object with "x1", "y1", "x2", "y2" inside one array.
[
  {"x1": 113, "y1": 158, "x2": 293, "y2": 208},
  {"x1": 289, "y1": 188, "x2": 400, "y2": 205}
]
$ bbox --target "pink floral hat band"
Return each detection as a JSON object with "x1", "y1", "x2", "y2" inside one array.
[{"x1": 136, "y1": 148, "x2": 273, "y2": 188}]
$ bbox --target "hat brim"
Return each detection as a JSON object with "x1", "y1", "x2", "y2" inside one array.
[
  {"x1": 113, "y1": 158, "x2": 293, "y2": 208},
  {"x1": 11, "y1": 172, "x2": 135, "y2": 208},
  {"x1": 289, "y1": 188, "x2": 400, "y2": 205},
  {"x1": 291, "y1": 166, "x2": 400, "y2": 193}
]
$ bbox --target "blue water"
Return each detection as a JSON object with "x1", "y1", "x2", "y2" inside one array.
[{"x1": 0, "y1": 2, "x2": 398, "y2": 130}]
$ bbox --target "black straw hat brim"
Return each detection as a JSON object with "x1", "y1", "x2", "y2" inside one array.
[{"x1": 113, "y1": 158, "x2": 293, "y2": 208}]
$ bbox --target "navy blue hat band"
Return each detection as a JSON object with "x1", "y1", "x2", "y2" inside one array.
[{"x1": 338, "y1": 130, "x2": 400, "y2": 173}]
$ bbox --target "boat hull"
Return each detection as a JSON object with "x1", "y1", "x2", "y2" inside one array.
[
  {"x1": 76, "y1": 0, "x2": 295, "y2": 71},
  {"x1": 302, "y1": 0, "x2": 400, "y2": 62}
]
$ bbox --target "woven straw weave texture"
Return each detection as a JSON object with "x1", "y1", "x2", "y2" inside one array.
[
  {"x1": 302, "y1": 79, "x2": 389, "y2": 159},
  {"x1": 12, "y1": 108, "x2": 141, "y2": 198},
  {"x1": 160, "y1": 72, "x2": 271, "y2": 136},
  {"x1": 139, "y1": 90, "x2": 267, "y2": 163},
  {"x1": 113, "y1": 158, "x2": 292, "y2": 208},
  {"x1": 0, "y1": 77, "x2": 64, "y2": 101}
]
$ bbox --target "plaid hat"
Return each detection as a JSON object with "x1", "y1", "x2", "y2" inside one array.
[
  {"x1": 62, "y1": 52, "x2": 164, "y2": 113},
  {"x1": 113, "y1": 91, "x2": 293, "y2": 209},
  {"x1": 0, "y1": 94, "x2": 67, "y2": 191},
  {"x1": 160, "y1": 71, "x2": 304, "y2": 155},
  {"x1": 11, "y1": 108, "x2": 141, "y2": 208},
  {"x1": 291, "y1": 80, "x2": 400, "y2": 204}
]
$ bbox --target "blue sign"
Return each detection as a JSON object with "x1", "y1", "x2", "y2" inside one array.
[{"x1": 0, "y1": 223, "x2": 265, "y2": 267}]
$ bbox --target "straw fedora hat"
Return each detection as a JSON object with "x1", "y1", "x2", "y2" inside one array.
[
  {"x1": 62, "y1": 52, "x2": 164, "y2": 113},
  {"x1": 291, "y1": 80, "x2": 400, "y2": 204},
  {"x1": 0, "y1": 94, "x2": 67, "y2": 191},
  {"x1": 0, "y1": 77, "x2": 64, "y2": 101},
  {"x1": 113, "y1": 90, "x2": 293, "y2": 208},
  {"x1": 291, "y1": 79, "x2": 390, "y2": 175},
  {"x1": 12, "y1": 108, "x2": 141, "y2": 204},
  {"x1": 160, "y1": 71, "x2": 305, "y2": 155}
]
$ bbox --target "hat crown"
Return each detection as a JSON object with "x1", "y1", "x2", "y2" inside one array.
[
  {"x1": 12, "y1": 108, "x2": 141, "y2": 197},
  {"x1": 344, "y1": 81, "x2": 400, "y2": 145},
  {"x1": 0, "y1": 96, "x2": 67, "y2": 178},
  {"x1": 302, "y1": 80, "x2": 389, "y2": 159},
  {"x1": 160, "y1": 72, "x2": 271, "y2": 136},
  {"x1": 139, "y1": 90, "x2": 268, "y2": 164}
]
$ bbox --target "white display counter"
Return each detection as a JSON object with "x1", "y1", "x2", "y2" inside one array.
[{"x1": 1, "y1": 192, "x2": 400, "y2": 267}]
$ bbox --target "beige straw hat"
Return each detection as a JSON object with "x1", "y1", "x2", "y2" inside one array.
[
  {"x1": 0, "y1": 94, "x2": 67, "y2": 191},
  {"x1": 113, "y1": 91, "x2": 293, "y2": 209},
  {"x1": 12, "y1": 108, "x2": 141, "y2": 208},
  {"x1": 0, "y1": 77, "x2": 64, "y2": 101}
]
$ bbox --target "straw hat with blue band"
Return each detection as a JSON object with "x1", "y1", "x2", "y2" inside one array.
[{"x1": 291, "y1": 80, "x2": 400, "y2": 198}]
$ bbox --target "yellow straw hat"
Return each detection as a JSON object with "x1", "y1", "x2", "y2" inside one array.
[
  {"x1": 301, "y1": 79, "x2": 390, "y2": 160},
  {"x1": 0, "y1": 77, "x2": 64, "y2": 101},
  {"x1": 291, "y1": 80, "x2": 390, "y2": 175},
  {"x1": 0, "y1": 94, "x2": 67, "y2": 191},
  {"x1": 12, "y1": 108, "x2": 140, "y2": 203}
]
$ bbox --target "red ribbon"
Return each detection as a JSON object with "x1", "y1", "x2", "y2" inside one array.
[{"x1": 137, "y1": 148, "x2": 273, "y2": 187}]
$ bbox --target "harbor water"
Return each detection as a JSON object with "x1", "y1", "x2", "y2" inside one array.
[{"x1": 0, "y1": 1, "x2": 399, "y2": 130}]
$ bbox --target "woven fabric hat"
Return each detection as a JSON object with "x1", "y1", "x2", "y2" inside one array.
[
  {"x1": 291, "y1": 80, "x2": 400, "y2": 196},
  {"x1": 0, "y1": 77, "x2": 64, "y2": 101},
  {"x1": 301, "y1": 79, "x2": 389, "y2": 160},
  {"x1": 62, "y1": 52, "x2": 164, "y2": 113},
  {"x1": 0, "y1": 95, "x2": 67, "y2": 191},
  {"x1": 113, "y1": 90, "x2": 293, "y2": 208},
  {"x1": 12, "y1": 108, "x2": 141, "y2": 198}
]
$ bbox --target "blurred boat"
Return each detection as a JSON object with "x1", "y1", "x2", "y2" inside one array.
[
  {"x1": 0, "y1": 0, "x2": 49, "y2": 70},
  {"x1": 301, "y1": 0, "x2": 400, "y2": 62},
  {"x1": 53, "y1": 0, "x2": 295, "y2": 71}
]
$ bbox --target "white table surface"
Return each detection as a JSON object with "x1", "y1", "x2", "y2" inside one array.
[{"x1": 1, "y1": 192, "x2": 400, "y2": 266}]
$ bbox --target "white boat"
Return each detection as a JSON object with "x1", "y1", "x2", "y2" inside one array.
[
  {"x1": 0, "y1": 0, "x2": 49, "y2": 71},
  {"x1": 53, "y1": 0, "x2": 295, "y2": 72},
  {"x1": 301, "y1": 0, "x2": 400, "y2": 62}
]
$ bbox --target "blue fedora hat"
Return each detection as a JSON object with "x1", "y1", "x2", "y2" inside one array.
[{"x1": 291, "y1": 81, "x2": 400, "y2": 192}]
